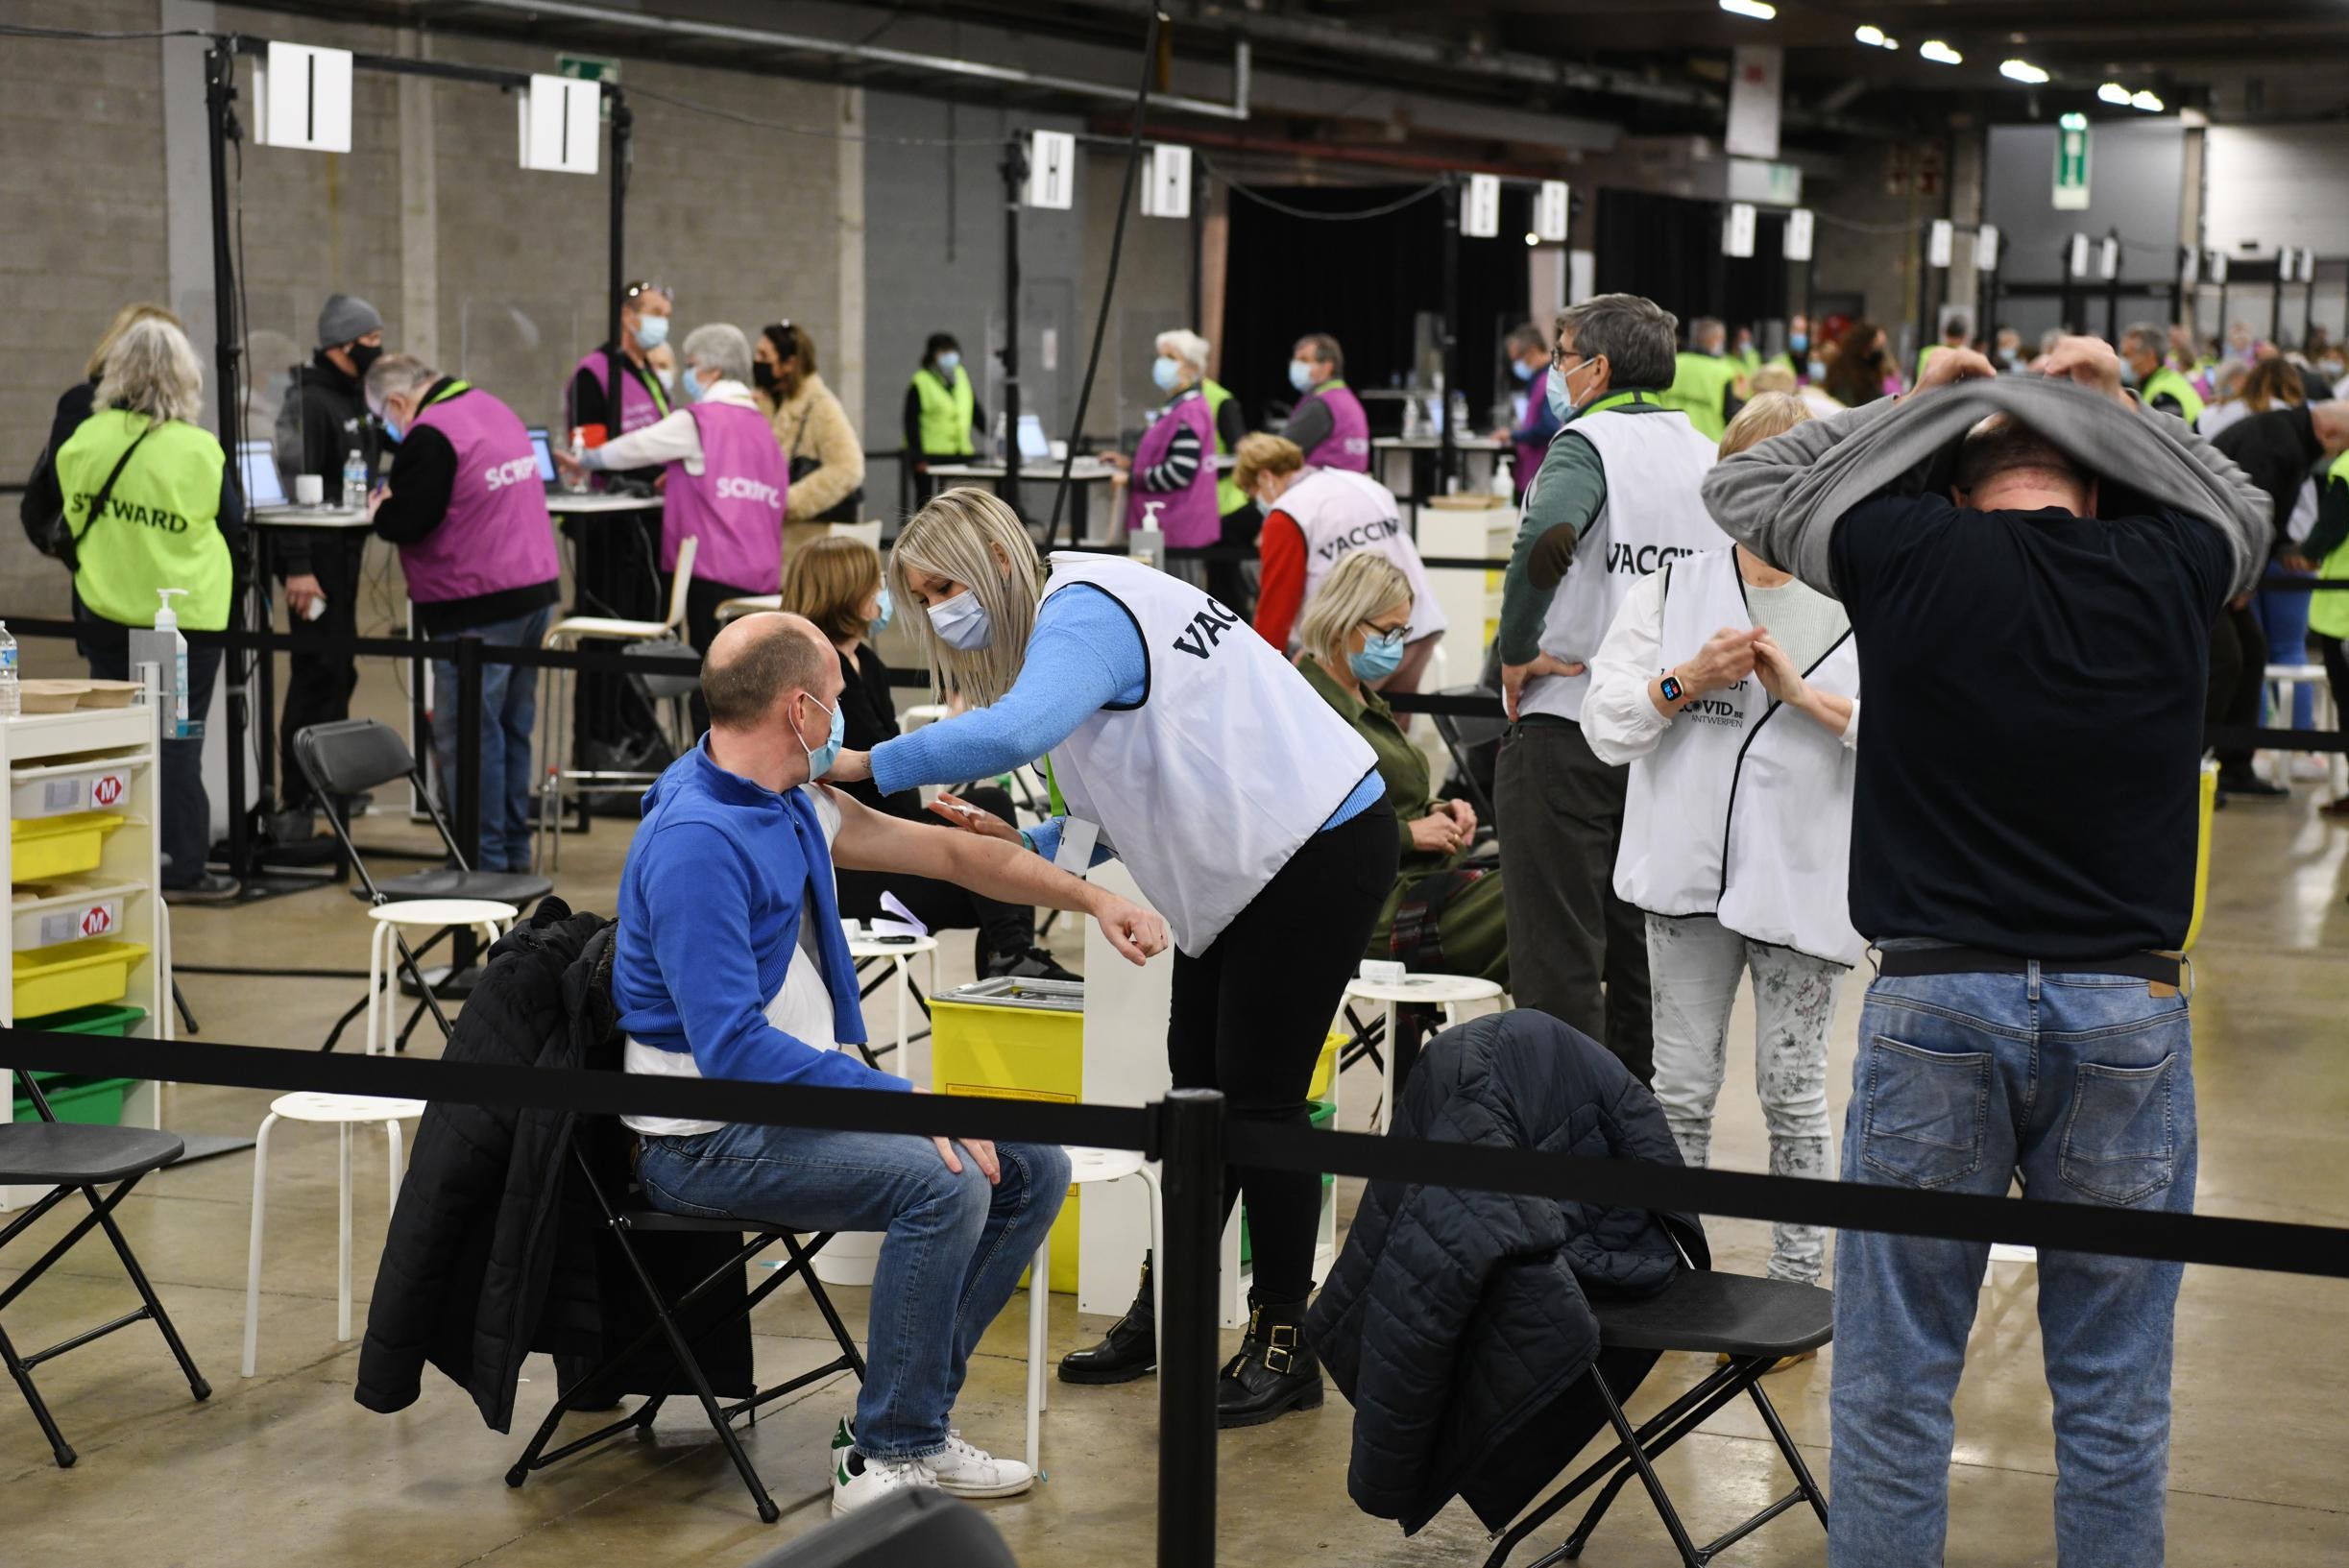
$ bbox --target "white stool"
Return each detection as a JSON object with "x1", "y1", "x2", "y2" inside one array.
[
  {"x1": 367, "y1": 900, "x2": 517, "y2": 1055},
  {"x1": 714, "y1": 592, "x2": 782, "y2": 624},
  {"x1": 2264, "y1": 662, "x2": 2343, "y2": 787},
  {"x1": 242, "y1": 1092, "x2": 427, "y2": 1376},
  {"x1": 846, "y1": 929, "x2": 939, "y2": 1084},
  {"x1": 1025, "y1": 1146, "x2": 1163, "y2": 1476},
  {"x1": 1344, "y1": 974, "x2": 1507, "y2": 1133}
]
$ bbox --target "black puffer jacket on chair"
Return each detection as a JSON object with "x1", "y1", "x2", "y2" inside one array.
[
  {"x1": 1307, "y1": 1010, "x2": 1703, "y2": 1535},
  {"x1": 354, "y1": 899, "x2": 752, "y2": 1431}
]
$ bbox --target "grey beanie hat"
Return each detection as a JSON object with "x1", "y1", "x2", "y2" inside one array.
[{"x1": 317, "y1": 293, "x2": 382, "y2": 349}]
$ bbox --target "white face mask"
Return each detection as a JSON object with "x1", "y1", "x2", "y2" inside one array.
[{"x1": 927, "y1": 588, "x2": 993, "y2": 651}]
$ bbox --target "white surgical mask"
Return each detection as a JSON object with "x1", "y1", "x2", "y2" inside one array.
[
  {"x1": 632, "y1": 313, "x2": 669, "y2": 352},
  {"x1": 927, "y1": 589, "x2": 993, "y2": 651}
]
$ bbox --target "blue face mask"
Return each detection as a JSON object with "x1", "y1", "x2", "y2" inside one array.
[
  {"x1": 799, "y1": 693, "x2": 845, "y2": 779},
  {"x1": 379, "y1": 410, "x2": 404, "y2": 444},
  {"x1": 872, "y1": 586, "x2": 894, "y2": 633},
  {"x1": 632, "y1": 312, "x2": 669, "y2": 352},
  {"x1": 1288, "y1": 359, "x2": 1316, "y2": 394},
  {"x1": 934, "y1": 350, "x2": 961, "y2": 375},
  {"x1": 1512, "y1": 359, "x2": 1537, "y2": 383},
  {"x1": 1349, "y1": 627, "x2": 1407, "y2": 683},
  {"x1": 1151, "y1": 355, "x2": 1183, "y2": 392},
  {"x1": 1545, "y1": 362, "x2": 1577, "y2": 422},
  {"x1": 1807, "y1": 359, "x2": 1828, "y2": 382},
  {"x1": 1788, "y1": 333, "x2": 1808, "y2": 354},
  {"x1": 927, "y1": 589, "x2": 993, "y2": 651}
]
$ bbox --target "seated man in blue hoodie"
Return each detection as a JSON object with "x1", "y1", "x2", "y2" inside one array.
[{"x1": 613, "y1": 611, "x2": 1168, "y2": 1517}]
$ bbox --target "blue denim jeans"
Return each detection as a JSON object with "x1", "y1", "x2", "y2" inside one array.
[
  {"x1": 2255, "y1": 573, "x2": 2316, "y2": 729},
  {"x1": 1828, "y1": 965, "x2": 2196, "y2": 1568},
  {"x1": 428, "y1": 605, "x2": 551, "y2": 872},
  {"x1": 636, "y1": 1122, "x2": 1070, "y2": 1462}
]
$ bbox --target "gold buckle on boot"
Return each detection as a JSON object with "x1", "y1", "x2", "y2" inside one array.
[{"x1": 1264, "y1": 1323, "x2": 1296, "y2": 1376}]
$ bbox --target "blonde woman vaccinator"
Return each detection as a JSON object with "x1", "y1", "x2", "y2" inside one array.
[{"x1": 827, "y1": 487, "x2": 1396, "y2": 1428}]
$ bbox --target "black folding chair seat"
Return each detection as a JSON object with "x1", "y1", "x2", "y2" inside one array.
[
  {"x1": 0, "y1": 1072, "x2": 211, "y2": 1469},
  {"x1": 369, "y1": 867, "x2": 554, "y2": 906},
  {"x1": 1487, "y1": 1268, "x2": 1832, "y2": 1568},
  {"x1": 0, "y1": 1122, "x2": 186, "y2": 1186}
]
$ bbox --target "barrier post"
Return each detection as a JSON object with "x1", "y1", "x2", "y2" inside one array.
[
  {"x1": 453, "y1": 633, "x2": 484, "y2": 871},
  {"x1": 1155, "y1": 1087, "x2": 1225, "y2": 1568}
]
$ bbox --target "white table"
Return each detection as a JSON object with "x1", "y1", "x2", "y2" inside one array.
[
  {"x1": 249, "y1": 503, "x2": 373, "y2": 529},
  {"x1": 846, "y1": 931, "x2": 939, "y2": 1083},
  {"x1": 921, "y1": 462, "x2": 1122, "y2": 543},
  {"x1": 546, "y1": 490, "x2": 665, "y2": 515},
  {"x1": 1344, "y1": 973, "x2": 1507, "y2": 1131},
  {"x1": 1372, "y1": 436, "x2": 1504, "y2": 507}
]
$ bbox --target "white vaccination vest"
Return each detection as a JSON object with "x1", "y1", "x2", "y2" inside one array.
[
  {"x1": 623, "y1": 786, "x2": 849, "y2": 1135},
  {"x1": 1522, "y1": 407, "x2": 1727, "y2": 722},
  {"x1": 1612, "y1": 548, "x2": 1864, "y2": 968},
  {"x1": 1283, "y1": 468, "x2": 1449, "y2": 646},
  {"x1": 1040, "y1": 552, "x2": 1379, "y2": 956}
]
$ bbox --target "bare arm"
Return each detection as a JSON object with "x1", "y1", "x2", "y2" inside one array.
[{"x1": 823, "y1": 785, "x2": 1168, "y2": 964}]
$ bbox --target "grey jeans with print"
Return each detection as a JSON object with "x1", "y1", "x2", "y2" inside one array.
[{"x1": 1645, "y1": 911, "x2": 1842, "y2": 1283}]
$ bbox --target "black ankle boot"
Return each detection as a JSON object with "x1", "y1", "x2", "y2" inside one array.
[
  {"x1": 1058, "y1": 1257, "x2": 1156, "y2": 1385},
  {"x1": 1217, "y1": 1296, "x2": 1323, "y2": 1429}
]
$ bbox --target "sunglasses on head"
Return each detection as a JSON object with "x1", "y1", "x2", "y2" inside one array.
[{"x1": 623, "y1": 280, "x2": 671, "y2": 302}]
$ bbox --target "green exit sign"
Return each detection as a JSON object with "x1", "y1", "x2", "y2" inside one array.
[
  {"x1": 557, "y1": 53, "x2": 618, "y2": 119},
  {"x1": 2053, "y1": 118, "x2": 2091, "y2": 210}
]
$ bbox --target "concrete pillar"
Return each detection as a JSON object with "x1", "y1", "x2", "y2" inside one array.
[
  {"x1": 159, "y1": 0, "x2": 217, "y2": 422},
  {"x1": 395, "y1": 28, "x2": 439, "y2": 366},
  {"x1": 835, "y1": 86, "x2": 866, "y2": 443}
]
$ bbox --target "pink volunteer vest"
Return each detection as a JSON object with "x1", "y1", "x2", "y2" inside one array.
[
  {"x1": 570, "y1": 350, "x2": 666, "y2": 437},
  {"x1": 664, "y1": 401, "x2": 787, "y2": 594},
  {"x1": 1301, "y1": 383, "x2": 1370, "y2": 473},
  {"x1": 402, "y1": 386, "x2": 560, "y2": 604},
  {"x1": 1125, "y1": 393, "x2": 1221, "y2": 546}
]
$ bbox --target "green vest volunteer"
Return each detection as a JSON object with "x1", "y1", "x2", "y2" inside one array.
[
  {"x1": 2142, "y1": 365, "x2": 2207, "y2": 427},
  {"x1": 1200, "y1": 375, "x2": 1247, "y2": 515},
  {"x1": 57, "y1": 408, "x2": 235, "y2": 629},
  {"x1": 909, "y1": 362, "x2": 977, "y2": 459},
  {"x1": 2311, "y1": 449, "x2": 2349, "y2": 643},
  {"x1": 1660, "y1": 352, "x2": 1740, "y2": 441}
]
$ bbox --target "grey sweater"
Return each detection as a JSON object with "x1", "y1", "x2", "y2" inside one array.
[{"x1": 1700, "y1": 377, "x2": 2273, "y2": 600}]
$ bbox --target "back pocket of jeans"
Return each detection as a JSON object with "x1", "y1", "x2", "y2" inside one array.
[
  {"x1": 2058, "y1": 1056, "x2": 2177, "y2": 1206},
  {"x1": 1860, "y1": 1037, "x2": 1991, "y2": 1189}
]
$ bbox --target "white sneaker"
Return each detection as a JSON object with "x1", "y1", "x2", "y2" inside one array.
[
  {"x1": 920, "y1": 1430, "x2": 1035, "y2": 1499},
  {"x1": 832, "y1": 1447, "x2": 938, "y2": 1516}
]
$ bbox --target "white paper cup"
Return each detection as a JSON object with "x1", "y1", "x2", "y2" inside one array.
[{"x1": 293, "y1": 473, "x2": 324, "y2": 505}]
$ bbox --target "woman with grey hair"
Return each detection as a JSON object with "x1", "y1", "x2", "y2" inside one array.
[
  {"x1": 558, "y1": 322, "x2": 788, "y2": 690},
  {"x1": 53, "y1": 313, "x2": 246, "y2": 900},
  {"x1": 826, "y1": 485, "x2": 1396, "y2": 1428}
]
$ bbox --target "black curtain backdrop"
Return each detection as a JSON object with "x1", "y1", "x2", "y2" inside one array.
[
  {"x1": 1219, "y1": 182, "x2": 1532, "y2": 433},
  {"x1": 1593, "y1": 188, "x2": 1790, "y2": 339}
]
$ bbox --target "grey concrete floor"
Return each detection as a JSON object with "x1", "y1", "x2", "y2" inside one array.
[{"x1": 3, "y1": 657, "x2": 2345, "y2": 1566}]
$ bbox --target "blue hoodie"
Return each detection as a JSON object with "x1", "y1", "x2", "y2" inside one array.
[{"x1": 613, "y1": 739, "x2": 911, "y2": 1094}]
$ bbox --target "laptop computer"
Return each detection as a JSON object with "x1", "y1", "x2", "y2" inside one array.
[
  {"x1": 1015, "y1": 413, "x2": 1051, "y2": 464},
  {"x1": 527, "y1": 426, "x2": 557, "y2": 484},
  {"x1": 236, "y1": 439, "x2": 287, "y2": 508}
]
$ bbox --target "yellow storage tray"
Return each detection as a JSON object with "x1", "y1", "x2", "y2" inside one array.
[
  {"x1": 932, "y1": 978, "x2": 1086, "y2": 1291},
  {"x1": 1307, "y1": 1031, "x2": 1344, "y2": 1103},
  {"x1": 11, "y1": 812, "x2": 128, "y2": 882},
  {"x1": 13, "y1": 937, "x2": 148, "y2": 1019}
]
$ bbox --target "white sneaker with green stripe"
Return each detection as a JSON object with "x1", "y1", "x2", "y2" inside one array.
[{"x1": 830, "y1": 1416, "x2": 1034, "y2": 1501}]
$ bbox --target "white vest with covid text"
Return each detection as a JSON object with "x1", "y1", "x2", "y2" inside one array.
[
  {"x1": 1040, "y1": 553, "x2": 1378, "y2": 957},
  {"x1": 1522, "y1": 407, "x2": 1727, "y2": 723},
  {"x1": 1612, "y1": 547, "x2": 1865, "y2": 968},
  {"x1": 1283, "y1": 468, "x2": 1450, "y2": 647}
]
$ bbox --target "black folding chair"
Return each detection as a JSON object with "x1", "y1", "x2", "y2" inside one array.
[
  {"x1": 1433, "y1": 683, "x2": 1508, "y2": 826},
  {"x1": 0, "y1": 1071, "x2": 211, "y2": 1467},
  {"x1": 294, "y1": 719, "x2": 552, "y2": 1053},
  {"x1": 1485, "y1": 1265, "x2": 1832, "y2": 1567},
  {"x1": 505, "y1": 1134, "x2": 868, "y2": 1524}
]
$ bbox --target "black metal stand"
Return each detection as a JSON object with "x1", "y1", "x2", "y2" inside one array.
[
  {"x1": 999, "y1": 136, "x2": 1027, "y2": 520},
  {"x1": 1438, "y1": 174, "x2": 1460, "y2": 497},
  {"x1": 1155, "y1": 1088, "x2": 1224, "y2": 1568}
]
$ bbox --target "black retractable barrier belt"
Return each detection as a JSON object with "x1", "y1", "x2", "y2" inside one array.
[{"x1": 10, "y1": 1027, "x2": 2346, "y2": 1282}]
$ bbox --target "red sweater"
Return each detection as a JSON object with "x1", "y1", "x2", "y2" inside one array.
[{"x1": 1253, "y1": 508, "x2": 1307, "y2": 649}]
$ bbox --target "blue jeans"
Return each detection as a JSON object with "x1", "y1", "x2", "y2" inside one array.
[
  {"x1": 636, "y1": 1122, "x2": 1070, "y2": 1462},
  {"x1": 2255, "y1": 573, "x2": 2317, "y2": 730},
  {"x1": 428, "y1": 605, "x2": 550, "y2": 872},
  {"x1": 1828, "y1": 965, "x2": 2196, "y2": 1568}
]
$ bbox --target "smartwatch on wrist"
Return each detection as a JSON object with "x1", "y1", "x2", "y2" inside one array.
[{"x1": 1659, "y1": 671, "x2": 1686, "y2": 705}]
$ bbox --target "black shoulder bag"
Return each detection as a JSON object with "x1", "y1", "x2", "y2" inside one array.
[{"x1": 46, "y1": 424, "x2": 155, "y2": 574}]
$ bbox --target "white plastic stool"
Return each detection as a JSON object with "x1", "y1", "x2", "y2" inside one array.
[
  {"x1": 367, "y1": 900, "x2": 517, "y2": 1055},
  {"x1": 1344, "y1": 974, "x2": 1507, "y2": 1133},
  {"x1": 846, "y1": 929, "x2": 939, "y2": 1084},
  {"x1": 1026, "y1": 1146, "x2": 1163, "y2": 1476},
  {"x1": 242, "y1": 1092, "x2": 427, "y2": 1376}
]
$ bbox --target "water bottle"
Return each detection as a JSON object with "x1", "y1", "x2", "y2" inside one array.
[
  {"x1": 341, "y1": 447, "x2": 367, "y2": 511},
  {"x1": 0, "y1": 620, "x2": 17, "y2": 719}
]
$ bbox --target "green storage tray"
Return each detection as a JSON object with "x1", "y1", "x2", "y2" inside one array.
[
  {"x1": 13, "y1": 1075, "x2": 135, "y2": 1127},
  {"x1": 1241, "y1": 1099, "x2": 1337, "y2": 1268}
]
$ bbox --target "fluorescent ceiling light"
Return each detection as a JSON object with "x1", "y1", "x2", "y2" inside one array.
[
  {"x1": 1999, "y1": 60, "x2": 2049, "y2": 84},
  {"x1": 2132, "y1": 90, "x2": 2165, "y2": 112},
  {"x1": 1854, "y1": 24, "x2": 1899, "y2": 49},
  {"x1": 2059, "y1": 111, "x2": 2090, "y2": 131},
  {"x1": 2098, "y1": 83, "x2": 2132, "y2": 105},
  {"x1": 1919, "y1": 39, "x2": 1963, "y2": 65},
  {"x1": 1719, "y1": 0, "x2": 1777, "y2": 17}
]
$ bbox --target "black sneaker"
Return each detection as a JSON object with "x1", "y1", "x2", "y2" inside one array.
[
  {"x1": 2217, "y1": 765, "x2": 2288, "y2": 798},
  {"x1": 985, "y1": 945, "x2": 1080, "y2": 982},
  {"x1": 162, "y1": 873, "x2": 241, "y2": 905}
]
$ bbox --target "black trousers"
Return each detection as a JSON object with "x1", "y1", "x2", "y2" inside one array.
[
  {"x1": 275, "y1": 528, "x2": 367, "y2": 808},
  {"x1": 1168, "y1": 799, "x2": 1396, "y2": 1305},
  {"x1": 2317, "y1": 632, "x2": 2348, "y2": 741},
  {"x1": 77, "y1": 609, "x2": 223, "y2": 889},
  {"x1": 1494, "y1": 714, "x2": 1654, "y2": 1083},
  {"x1": 1206, "y1": 502, "x2": 1262, "y2": 621},
  {"x1": 833, "y1": 785, "x2": 1033, "y2": 968},
  {"x1": 2206, "y1": 601, "x2": 2266, "y2": 768},
  {"x1": 569, "y1": 505, "x2": 664, "y2": 751}
]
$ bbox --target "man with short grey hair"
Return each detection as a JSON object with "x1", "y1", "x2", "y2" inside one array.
[
  {"x1": 1494, "y1": 293, "x2": 1729, "y2": 1081},
  {"x1": 2120, "y1": 320, "x2": 2206, "y2": 424},
  {"x1": 557, "y1": 322, "x2": 789, "y2": 710}
]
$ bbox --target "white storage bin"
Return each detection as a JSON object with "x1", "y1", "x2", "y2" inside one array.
[
  {"x1": 12, "y1": 885, "x2": 132, "y2": 952},
  {"x1": 11, "y1": 759, "x2": 140, "y2": 821}
]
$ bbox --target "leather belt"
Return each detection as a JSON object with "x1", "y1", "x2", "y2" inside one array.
[{"x1": 1875, "y1": 946, "x2": 2184, "y2": 989}]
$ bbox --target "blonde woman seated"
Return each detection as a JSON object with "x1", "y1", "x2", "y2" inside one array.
[
  {"x1": 1583, "y1": 392, "x2": 1862, "y2": 1289},
  {"x1": 1296, "y1": 552, "x2": 1506, "y2": 988}
]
